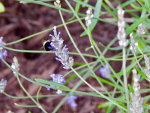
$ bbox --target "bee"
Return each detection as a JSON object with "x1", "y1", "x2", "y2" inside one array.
[{"x1": 43, "y1": 40, "x2": 55, "y2": 51}]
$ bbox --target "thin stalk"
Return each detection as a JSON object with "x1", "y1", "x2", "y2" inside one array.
[
  {"x1": 6, "y1": 17, "x2": 85, "y2": 46},
  {"x1": 14, "y1": 103, "x2": 37, "y2": 108},
  {"x1": 15, "y1": 74, "x2": 47, "y2": 113},
  {"x1": 122, "y1": 47, "x2": 129, "y2": 112},
  {"x1": 133, "y1": 53, "x2": 143, "y2": 71},
  {"x1": 87, "y1": 27, "x2": 99, "y2": 57},
  {"x1": 71, "y1": 67, "x2": 127, "y2": 111},
  {"x1": 3, "y1": 46, "x2": 97, "y2": 58},
  {"x1": 58, "y1": 6, "x2": 111, "y2": 97},
  {"x1": 64, "y1": 0, "x2": 124, "y2": 87}
]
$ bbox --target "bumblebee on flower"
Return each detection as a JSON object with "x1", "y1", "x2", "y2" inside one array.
[
  {"x1": 47, "y1": 26, "x2": 74, "y2": 69},
  {"x1": 42, "y1": 39, "x2": 55, "y2": 52}
]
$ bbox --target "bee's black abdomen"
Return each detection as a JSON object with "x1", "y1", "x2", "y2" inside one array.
[{"x1": 44, "y1": 41, "x2": 54, "y2": 51}]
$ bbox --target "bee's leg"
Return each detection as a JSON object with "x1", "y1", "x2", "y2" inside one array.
[{"x1": 48, "y1": 50, "x2": 52, "y2": 53}]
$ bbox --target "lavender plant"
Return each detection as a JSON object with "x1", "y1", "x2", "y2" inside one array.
[{"x1": 1, "y1": 0, "x2": 150, "y2": 113}]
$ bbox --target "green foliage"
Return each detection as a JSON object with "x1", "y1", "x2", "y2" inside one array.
[{"x1": 35, "y1": 78, "x2": 72, "y2": 92}]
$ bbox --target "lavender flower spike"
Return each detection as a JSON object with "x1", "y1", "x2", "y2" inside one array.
[
  {"x1": 137, "y1": 24, "x2": 145, "y2": 36},
  {"x1": 11, "y1": 56, "x2": 20, "y2": 76},
  {"x1": 144, "y1": 55, "x2": 150, "y2": 81},
  {"x1": 99, "y1": 64, "x2": 111, "y2": 79},
  {"x1": 50, "y1": 26, "x2": 74, "y2": 69},
  {"x1": 85, "y1": 8, "x2": 93, "y2": 27},
  {"x1": 50, "y1": 74, "x2": 66, "y2": 94},
  {"x1": 130, "y1": 33, "x2": 138, "y2": 53},
  {"x1": 130, "y1": 69, "x2": 144, "y2": 113},
  {"x1": 67, "y1": 96, "x2": 78, "y2": 108},
  {"x1": 0, "y1": 79, "x2": 7, "y2": 93},
  {"x1": 0, "y1": 37, "x2": 7, "y2": 60},
  {"x1": 117, "y1": 6, "x2": 128, "y2": 48}
]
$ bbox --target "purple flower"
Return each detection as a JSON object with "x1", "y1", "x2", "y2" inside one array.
[
  {"x1": 46, "y1": 87, "x2": 50, "y2": 91},
  {"x1": 0, "y1": 79, "x2": 7, "y2": 93},
  {"x1": 48, "y1": 74, "x2": 65, "y2": 94},
  {"x1": 67, "y1": 96, "x2": 78, "y2": 108},
  {"x1": 50, "y1": 74, "x2": 66, "y2": 84},
  {"x1": 49, "y1": 26, "x2": 74, "y2": 69},
  {"x1": 99, "y1": 64, "x2": 111, "y2": 79},
  {"x1": 0, "y1": 37, "x2": 7, "y2": 60},
  {"x1": 0, "y1": 50, "x2": 7, "y2": 60},
  {"x1": 0, "y1": 37, "x2": 6, "y2": 48}
]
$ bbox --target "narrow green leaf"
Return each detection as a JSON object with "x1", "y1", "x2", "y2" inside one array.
[
  {"x1": 126, "y1": 15, "x2": 149, "y2": 35},
  {"x1": 35, "y1": 78, "x2": 72, "y2": 91},
  {"x1": 95, "y1": 76, "x2": 115, "y2": 87},
  {"x1": 65, "y1": 74, "x2": 77, "y2": 84},
  {"x1": 68, "y1": 0, "x2": 81, "y2": 21},
  {"x1": 106, "y1": 104, "x2": 115, "y2": 113},
  {"x1": 144, "y1": 0, "x2": 150, "y2": 10},
  {"x1": 136, "y1": 66, "x2": 149, "y2": 82},
  {"x1": 137, "y1": 39, "x2": 146, "y2": 50},
  {"x1": 98, "y1": 101, "x2": 112, "y2": 109},
  {"x1": 74, "y1": 0, "x2": 95, "y2": 9},
  {"x1": 65, "y1": 68, "x2": 88, "y2": 84},
  {"x1": 82, "y1": 0, "x2": 89, "y2": 7},
  {"x1": 102, "y1": 2, "x2": 117, "y2": 19},
  {"x1": 73, "y1": 62, "x2": 85, "y2": 66},
  {"x1": 128, "y1": 84, "x2": 134, "y2": 93}
]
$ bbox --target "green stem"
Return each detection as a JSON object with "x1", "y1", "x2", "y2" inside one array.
[
  {"x1": 16, "y1": 74, "x2": 47, "y2": 113},
  {"x1": 3, "y1": 45, "x2": 146, "y2": 61},
  {"x1": 60, "y1": 1, "x2": 112, "y2": 97},
  {"x1": 123, "y1": 47, "x2": 129, "y2": 112},
  {"x1": 71, "y1": 67, "x2": 127, "y2": 111},
  {"x1": 6, "y1": 17, "x2": 85, "y2": 46},
  {"x1": 64, "y1": 0, "x2": 124, "y2": 87}
]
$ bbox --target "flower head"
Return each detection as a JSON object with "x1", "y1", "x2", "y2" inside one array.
[
  {"x1": 130, "y1": 33, "x2": 138, "y2": 53},
  {"x1": 50, "y1": 74, "x2": 66, "y2": 94},
  {"x1": 11, "y1": 57, "x2": 20, "y2": 76},
  {"x1": 0, "y1": 50, "x2": 7, "y2": 59},
  {"x1": 85, "y1": 8, "x2": 93, "y2": 27},
  {"x1": 130, "y1": 69, "x2": 144, "y2": 113},
  {"x1": 54, "y1": 0, "x2": 61, "y2": 7},
  {"x1": 0, "y1": 37, "x2": 7, "y2": 60},
  {"x1": 0, "y1": 37, "x2": 6, "y2": 49},
  {"x1": 49, "y1": 26, "x2": 74, "y2": 69},
  {"x1": 99, "y1": 64, "x2": 111, "y2": 79},
  {"x1": 50, "y1": 74, "x2": 66, "y2": 84},
  {"x1": 117, "y1": 6, "x2": 128, "y2": 48},
  {"x1": 143, "y1": 55, "x2": 150, "y2": 81},
  {"x1": 67, "y1": 95, "x2": 78, "y2": 108},
  {"x1": 137, "y1": 24, "x2": 145, "y2": 36},
  {"x1": 0, "y1": 79, "x2": 7, "y2": 93}
]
